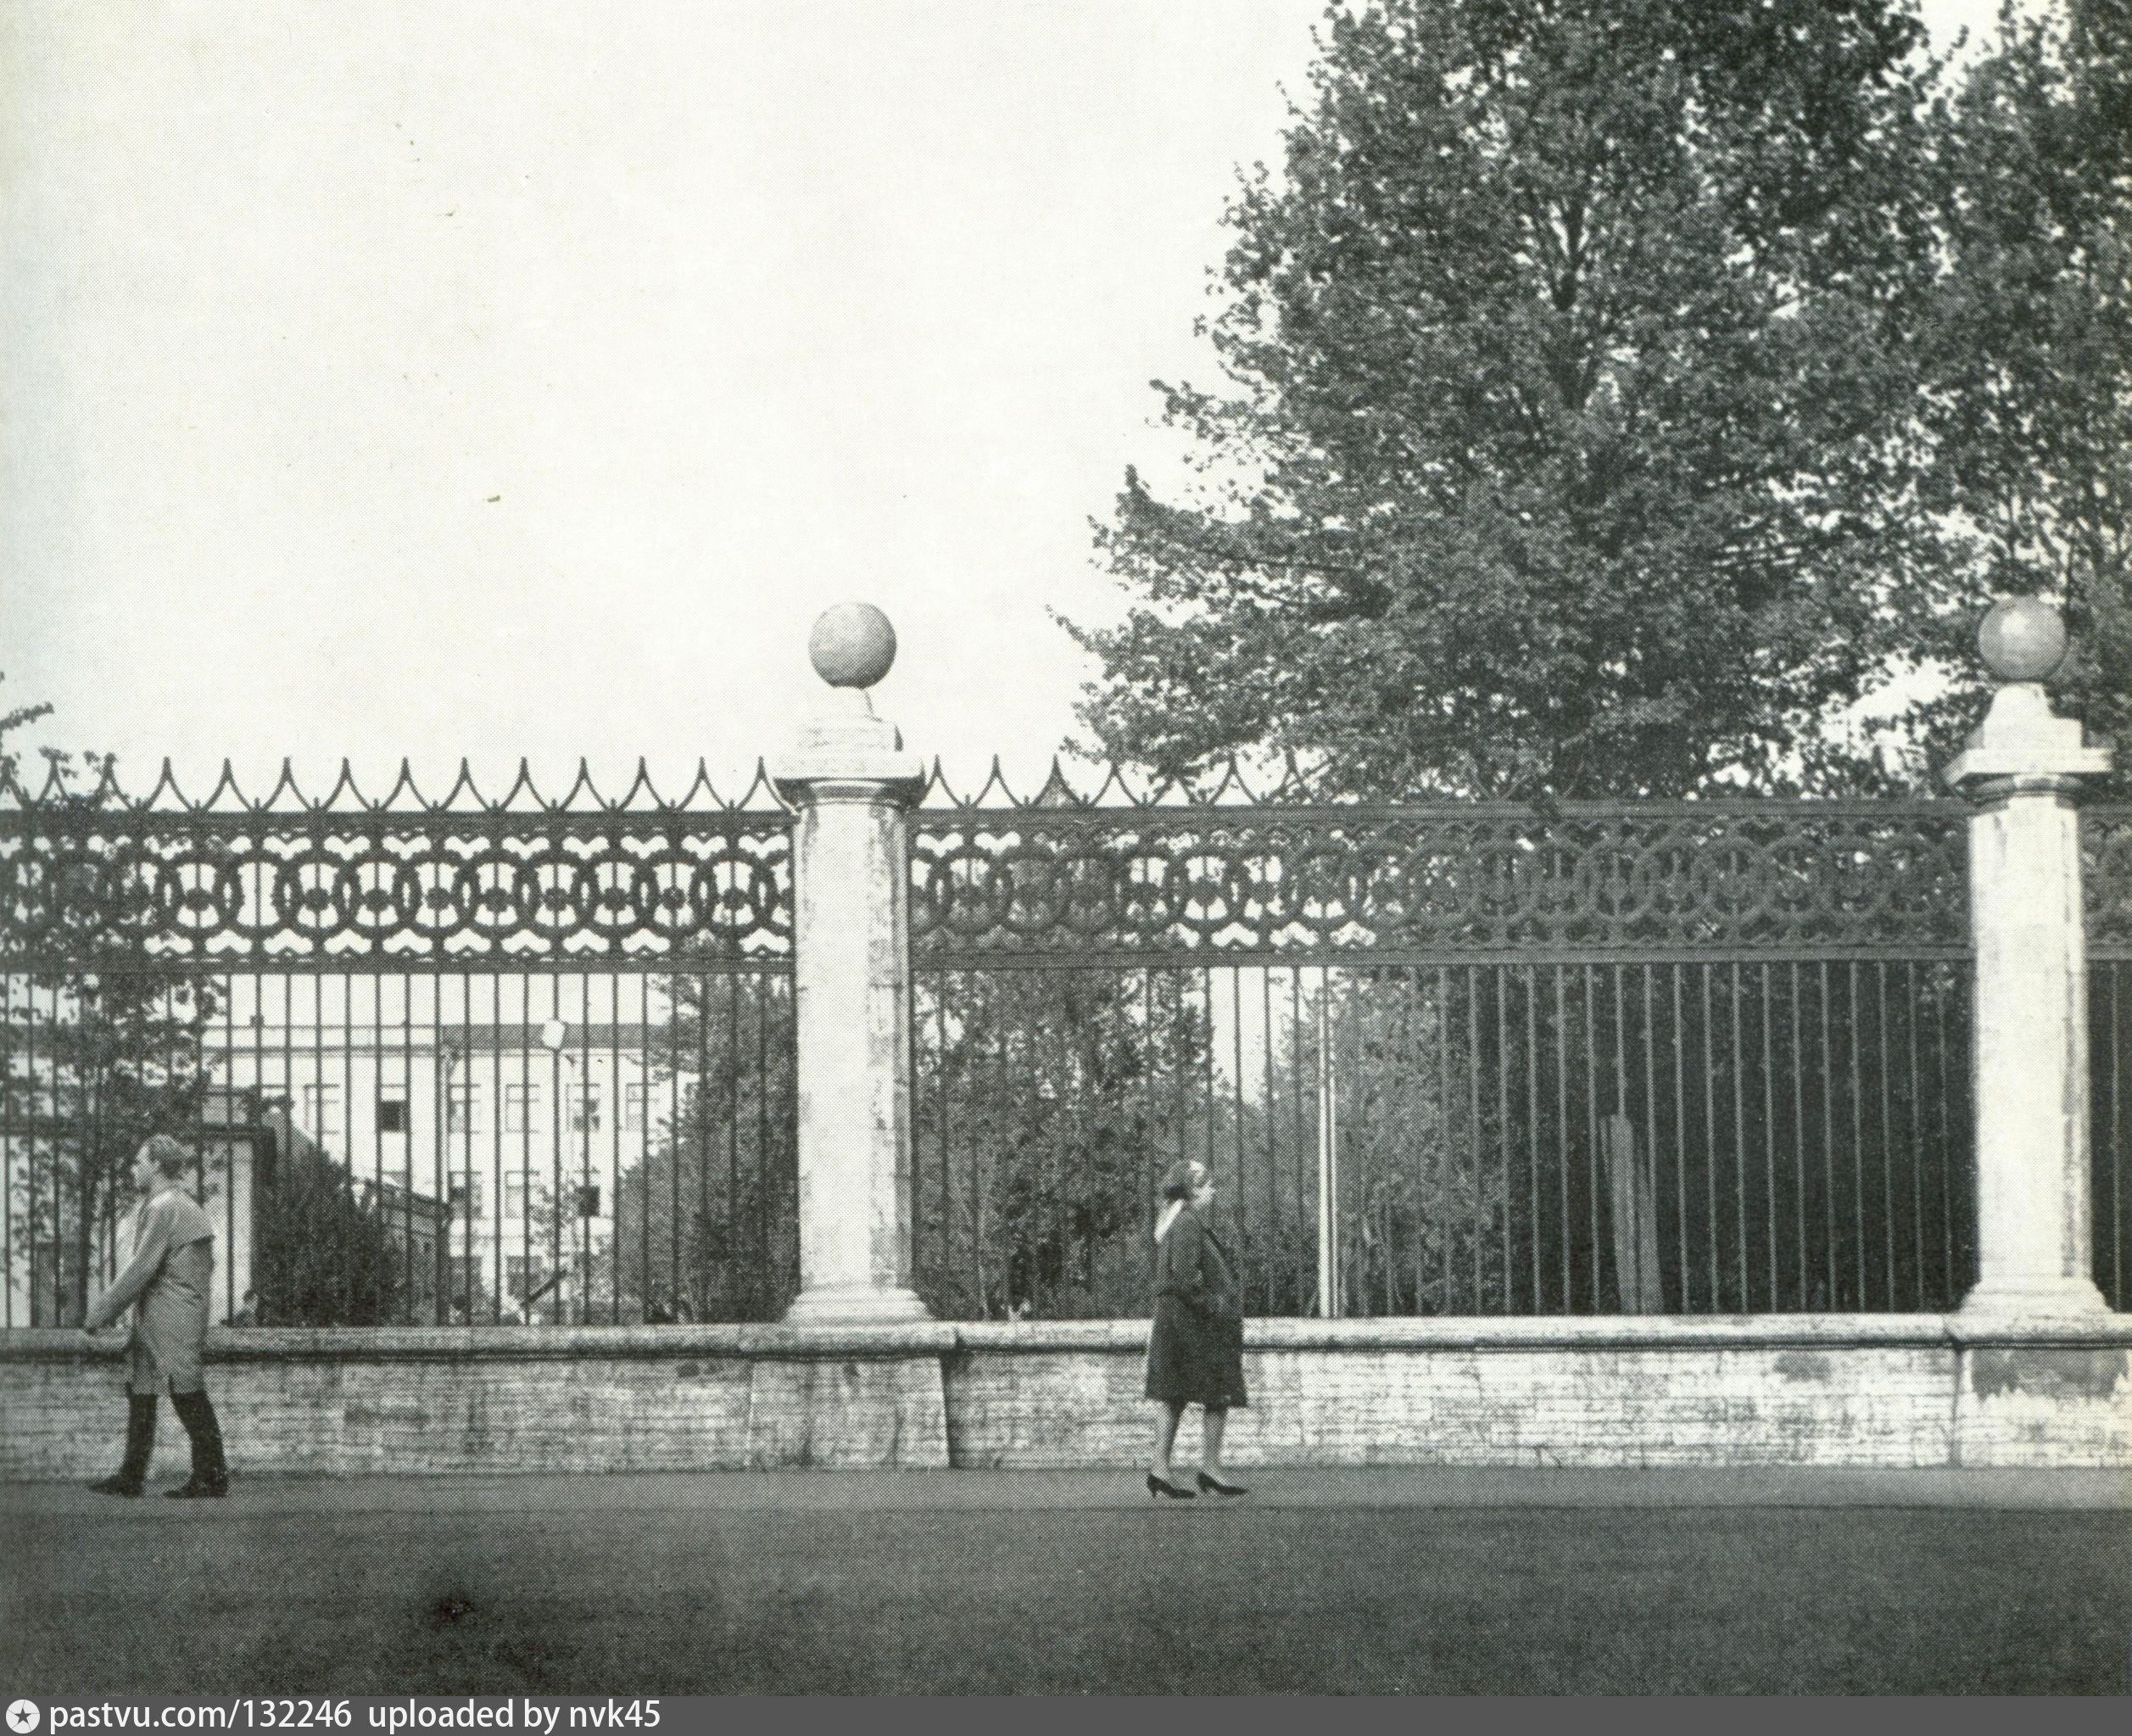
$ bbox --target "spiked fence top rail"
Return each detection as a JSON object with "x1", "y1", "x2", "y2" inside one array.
[{"x1": 0, "y1": 756, "x2": 793, "y2": 817}]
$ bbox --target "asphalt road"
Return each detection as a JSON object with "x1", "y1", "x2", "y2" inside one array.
[{"x1": 3, "y1": 1469, "x2": 2128, "y2": 1694}]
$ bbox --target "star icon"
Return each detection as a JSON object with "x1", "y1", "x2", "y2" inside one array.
[{"x1": 7, "y1": 1701, "x2": 42, "y2": 1734}]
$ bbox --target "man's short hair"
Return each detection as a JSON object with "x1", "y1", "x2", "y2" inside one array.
[{"x1": 140, "y1": 1134, "x2": 194, "y2": 1180}]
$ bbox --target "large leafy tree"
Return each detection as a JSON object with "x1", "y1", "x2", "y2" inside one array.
[
  {"x1": 1906, "y1": 0, "x2": 2132, "y2": 789},
  {"x1": 1071, "y1": 0, "x2": 1954, "y2": 799}
]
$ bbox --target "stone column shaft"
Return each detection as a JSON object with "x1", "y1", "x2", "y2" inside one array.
[
  {"x1": 1946, "y1": 649, "x2": 2112, "y2": 1323},
  {"x1": 1962, "y1": 774, "x2": 2106, "y2": 1315},
  {"x1": 781, "y1": 774, "x2": 924, "y2": 1322}
]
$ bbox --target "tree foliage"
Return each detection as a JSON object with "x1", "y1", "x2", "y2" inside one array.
[
  {"x1": 249, "y1": 1108, "x2": 407, "y2": 1327},
  {"x1": 1906, "y1": 0, "x2": 2132, "y2": 788},
  {"x1": 1072, "y1": 0, "x2": 1954, "y2": 800},
  {"x1": 3, "y1": 695, "x2": 220, "y2": 1323}
]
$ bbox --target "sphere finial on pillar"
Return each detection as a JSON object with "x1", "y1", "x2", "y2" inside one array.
[
  {"x1": 1978, "y1": 596, "x2": 2068, "y2": 684},
  {"x1": 809, "y1": 603, "x2": 897, "y2": 690}
]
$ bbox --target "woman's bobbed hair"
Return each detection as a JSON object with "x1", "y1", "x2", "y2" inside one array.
[
  {"x1": 139, "y1": 1134, "x2": 194, "y2": 1180},
  {"x1": 1159, "y1": 1159, "x2": 1204, "y2": 1203}
]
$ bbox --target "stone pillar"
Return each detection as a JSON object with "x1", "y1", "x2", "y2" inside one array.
[
  {"x1": 1945, "y1": 598, "x2": 2113, "y2": 1321},
  {"x1": 773, "y1": 603, "x2": 929, "y2": 1325}
]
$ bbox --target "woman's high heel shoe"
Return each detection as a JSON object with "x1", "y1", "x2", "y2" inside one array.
[
  {"x1": 1196, "y1": 1470, "x2": 1248, "y2": 1497},
  {"x1": 1146, "y1": 1471, "x2": 1196, "y2": 1499}
]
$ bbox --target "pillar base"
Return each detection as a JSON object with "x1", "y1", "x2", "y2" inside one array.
[
  {"x1": 1956, "y1": 1277, "x2": 2113, "y2": 1327},
  {"x1": 781, "y1": 1284, "x2": 933, "y2": 1327}
]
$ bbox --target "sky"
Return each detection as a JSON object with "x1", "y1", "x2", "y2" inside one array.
[{"x1": 2, "y1": 0, "x2": 2023, "y2": 802}]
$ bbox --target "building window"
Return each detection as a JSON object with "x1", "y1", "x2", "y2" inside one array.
[
  {"x1": 504, "y1": 1084, "x2": 539, "y2": 1131},
  {"x1": 377, "y1": 1097, "x2": 408, "y2": 1135},
  {"x1": 444, "y1": 1081, "x2": 481, "y2": 1136},
  {"x1": 622, "y1": 1083, "x2": 650, "y2": 1131},
  {"x1": 299, "y1": 1083, "x2": 341, "y2": 1135},
  {"x1": 567, "y1": 1086, "x2": 602, "y2": 1135},
  {"x1": 504, "y1": 1174, "x2": 527, "y2": 1221},
  {"x1": 450, "y1": 1257, "x2": 482, "y2": 1314},
  {"x1": 449, "y1": 1170, "x2": 483, "y2": 1218}
]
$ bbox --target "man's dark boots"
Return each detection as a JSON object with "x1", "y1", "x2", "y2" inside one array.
[
  {"x1": 165, "y1": 1389, "x2": 229, "y2": 1499},
  {"x1": 88, "y1": 1393, "x2": 157, "y2": 1497}
]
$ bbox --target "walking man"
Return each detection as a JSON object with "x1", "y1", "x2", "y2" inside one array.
[{"x1": 82, "y1": 1135, "x2": 231, "y2": 1499}]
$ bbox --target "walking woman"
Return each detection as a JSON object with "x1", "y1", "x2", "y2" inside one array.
[
  {"x1": 1144, "y1": 1158, "x2": 1248, "y2": 1499},
  {"x1": 82, "y1": 1136, "x2": 231, "y2": 1499}
]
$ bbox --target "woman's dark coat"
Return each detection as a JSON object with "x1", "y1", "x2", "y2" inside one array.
[{"x1": 1145, "y1": 1204, "x2": 1247, "y2": 1408}]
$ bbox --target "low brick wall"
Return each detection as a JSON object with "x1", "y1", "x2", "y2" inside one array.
[
  {"x1": 4, "y1": 1315, "x2": 2126, "y2": 1480},
  {"x1": 0, "y1": 1325, "x2": 956, "y2": 1482}
]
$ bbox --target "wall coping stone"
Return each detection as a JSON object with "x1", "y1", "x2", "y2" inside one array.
[
  {"x1": 0, "y1": 1323, "x2": 963, "y2": 1363},
  {"x1": 7, "y1": 1314, "x2": 2128, "y2": 1365},
  {"x1": 954, "y1": 1315, "x2": 2131, "y2": 1353}
]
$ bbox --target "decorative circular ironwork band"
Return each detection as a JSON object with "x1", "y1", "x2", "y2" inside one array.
[
  {"x1": 910, "y1": 807, "x2": 1973, "y2": 959},
  {"x1": 0, "y1": 819, "x2": 793, "y2": 968}
]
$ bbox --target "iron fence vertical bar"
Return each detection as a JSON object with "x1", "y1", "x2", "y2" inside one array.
[
  {"x1": 695, "y1": 976, "x2": 711, "y2": 1320},
  {"x1": 1525, "y1": 967, "x2": 1542, "y2": 1314},
  {"x1": 936, "y1": 853, "x2": 957, "y2": 1299},
  {"x1": 1467, "y1": 963, "x2": 1483, "y2": 1315},
  {"x1": 617, "y1": 973, "x2": 632, "y2": 1321},
  {"x1": 1439, "y1": 966, "x2": 1454, "y2": 1315},
  {"x1": 1703, "y1": 965, "x2": 1718, "y2": 1316},
  {"x1": 725, "y1": 974, "x2": 740, "y2": 1315},
  {"x1": 755, "y1": 970, "x2": 770, "y2": 1315},
  {"x1": 222, "y1": 978, "x2": 237, "y2": 1322},
  {"x1": 1761, "y1": 963, "x2": 1777, "y2": 1314},
  {"x1": 2112, "y1": 961, "x2": 2125, "y2": 1309},
  {"x1": 547, "y1": 976, "x2": 562, "y2": 1315},
  {"x1": 1934, "y1": 968, "x2": 1955, "y2": 1303},
  {"x1": 1820, "y1": 962, "x2": 1837, "y2": 1309},
  {"x1": 1260, "y1": 966, "x2": 1277, "y2": 1315},
  {"x1": 1143, "y1": 969, "x2": 1159, "y2": 1310},
  {"x1": 1673, "y1": 964, "x2": 1689, "y2": 1314},
  {"x1": 1556, "y1": 966, "x2": 1571, "y2": 1313},
  {"x1": 339, "y1": 974, "x2": 354, "y2": 1315},
  {"x1": 1903, "y1": 961, "x2": 1922, "y2": 1312},
  {"x1": 439, "y1": 972, "x2": 457, "y2": 1326},
  {"x1": 1728, "y1": 962, "x2": 1746, "y2": 1313},
  {"x1": 515, "y1": 975, "x2": 530, "y2": 1321},
  {"x1": 1849, "y1": 961, "x2": 1865, "y2": 1311},
  {"x1": 1612, "y1": 964, "x2": 1628, "y2": 1312},
  {"x1": 1386, "y1": 966, "x2": 1413, "y2": 1315},
  {"x1": 2113, "y1": 963, "x2": 2126, "y2": 1309},
  {"x1": 488, "y1": 975, "x2": 503, "y2": 1324},
  {"x1": 1585, "y1": 965, "x2": 1601, "y2": 1313},
  {"x1": 1289, "y1": 967, "x2": 1305, "y2": 1317},
  {"x1": 1643, "y1": 964, "x2": 1660, "y2": 1311},
  {"x1": 1201, "y1": 965, "x2": 1216, "y2": 1178},
  {"x1": 1792, "y1": 962, "x2": 1807, "y2": 1313},
  {"x1": 1342, "y1": 967, "x2": 1365, "y2": 1317},
  {"x1": 1876, "y1": 963, "x2": 1895, "y2": 1312},
  {"x1": 395, "y1": 976, "x2": 411, "y2": 1324},
  {"x1": 1499, "y1": 964, "x2": 1513, "y2": 1314}
]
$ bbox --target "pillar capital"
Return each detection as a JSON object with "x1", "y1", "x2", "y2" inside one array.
[
  {"x1": 1945, "y1": 597, "x2": 2112, "y2": 794},
  {"x1": 772, "y1": 604, "x2": 924, "y2": 799}
]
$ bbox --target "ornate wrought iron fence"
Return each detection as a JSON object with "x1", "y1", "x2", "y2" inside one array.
[
  {"x1": 2088, "y1": 806, "x2": 2132, "y2": 1313},
  {"x1": 0, "y1": 762, "x2": 797, "y2": 1327},
  {"x1": 908, "y1": 773, "x2": 1980, "y2": 1319}
]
